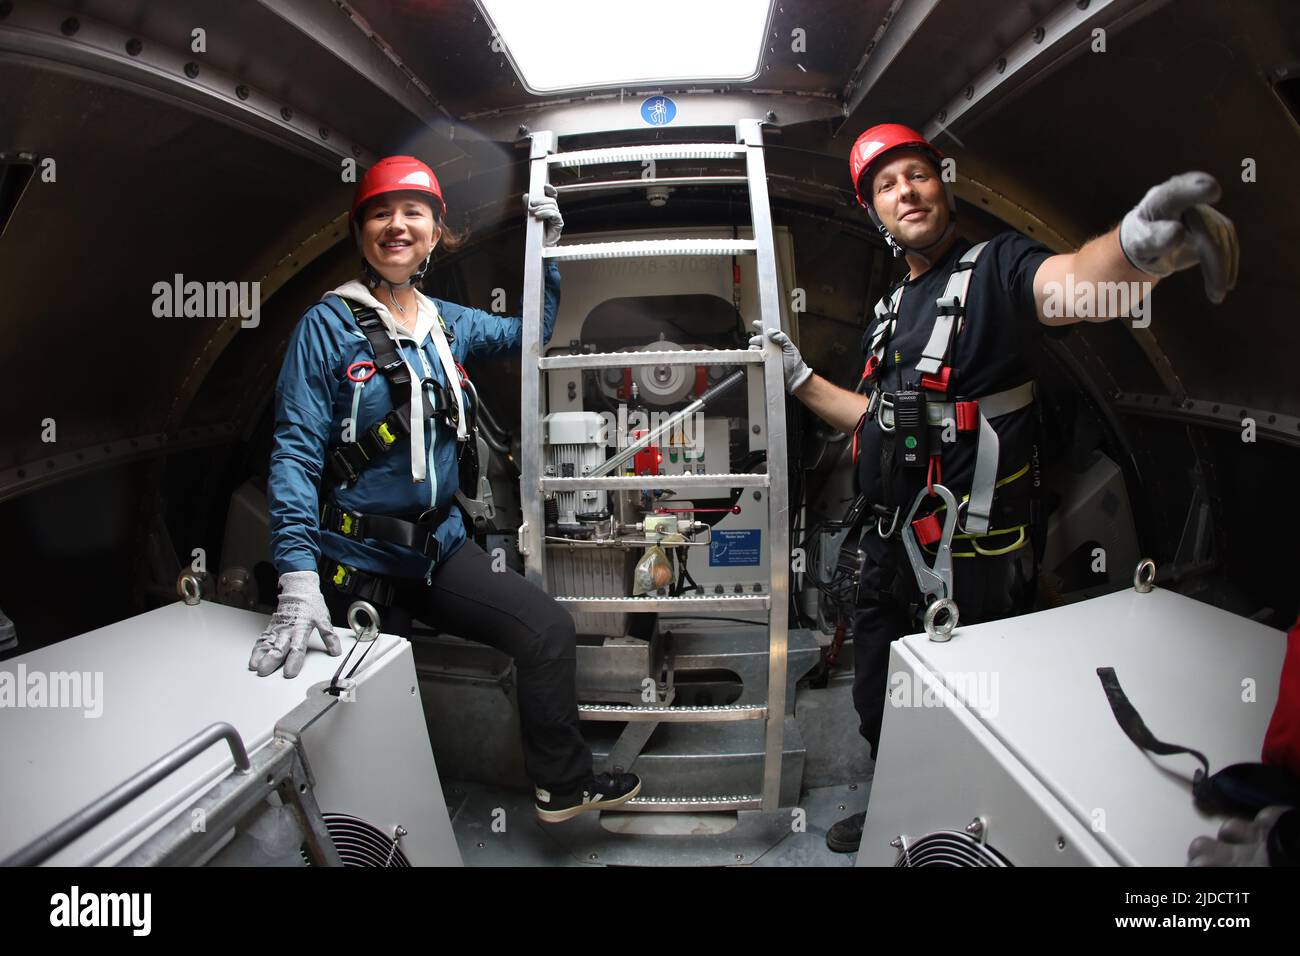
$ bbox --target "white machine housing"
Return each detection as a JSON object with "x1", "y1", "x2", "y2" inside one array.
[
  {"x1": 0, "y1": 600, "x2": 462, "y2": 866},
  {"x1": 858, "y1": 587, "x2": 1286, "y2": 866},
  {"x1": 544, "y1": 411, "x2": 608, "y2": 521}
]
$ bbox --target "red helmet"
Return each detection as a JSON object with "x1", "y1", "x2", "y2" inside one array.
[
  {"x1": 350, "y1": 155, "x2": 446, "y2": 226},
  {"x1": 849, "y1": 123, "x2": 944, "y2": 210}
]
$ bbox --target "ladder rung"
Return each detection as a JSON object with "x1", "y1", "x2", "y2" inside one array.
[
  {"x1": 578, "y1": 703, "x2": 767, "y2": 722},
  {"x1": 619, "y1": 795, "x2": 763, "y2": 813},
  {"x1": 555, "y1": 594, "x2": 770, "y2": 613},
  {"x1": 541, "y1": 473, "x2": 768, "y2": 491},
  {"x1": 548, "y1": 144, "x2": 746, "y2": 167},
  {"x1": 556, "y1": 176, "x2": 748, "y2": 194},
  {"x1": 543, "y1": 239, "x2": 757, "y2": 262},
  {"x1": 540, "y1": 349, "x2": 763, "y2": 370}
]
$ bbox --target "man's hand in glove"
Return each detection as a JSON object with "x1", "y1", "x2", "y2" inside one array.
[
  {"x1": 748, "y1": 320, "x2": 813, "y2": 394},
  {"x1": 1187, "y1": 804, "x2": 1294, "y2": 867},
  {"x1": 249, "y1": 570, "x2": 341, "y2": 678},
  {"x1": 1120, "y1": 171, "x2": 1239, "y2": 304},
  {"x1": 523, "y1": 183, "x2": 564, "y2": 247}
]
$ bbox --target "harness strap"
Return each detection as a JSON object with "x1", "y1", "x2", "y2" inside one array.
[
  {"x1": 916, "y1": 241, "x2": 986, "y2": 380},
  {"x1": 319, "y1": 555, "x2": 399, "y2": 608},
  {"x1": 965, "y1": 380, "x2": 1036, "y2": 534},
  {"x1": 861, "y1": 284, "x2": 904, "y2": 384},
  {"x1": 320, "y1": 502, "x2": 453, "y2": 562},
  {"x1": 324, "y1": 297, "x2": 465, "y2": 487}
]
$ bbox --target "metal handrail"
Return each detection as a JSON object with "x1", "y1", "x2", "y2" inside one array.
[{"x1": 2, "y1": 722, "x2": 251, "y2": 867}]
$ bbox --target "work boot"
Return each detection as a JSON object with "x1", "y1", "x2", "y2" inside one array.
[
  {"x1": 826, "y1": 810, "x2": 867, "y2": 853},
  {"x1": 535, "y1": 772, "x2": 642, "y2": 823}
]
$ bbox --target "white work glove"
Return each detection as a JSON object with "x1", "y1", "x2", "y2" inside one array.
[
  {"x1": 249, "y1": 571, "x2": 341, "y2": 679},
  {"x1": 1119, "y1": 171, "x2": 1239, "y2": 304},
  {"x1": 523, "y1": 183, "x2": 564, "y2": 247},
  {"x1": 1186, "y1": 804, "x2": 1291, "y2": 867},
  {"x1": 748, "y1": 319, "x2": 812, "y2": 393}
]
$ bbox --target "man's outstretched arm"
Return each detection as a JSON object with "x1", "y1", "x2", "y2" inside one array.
[{"x1": 1032, "y1": 171, "x2": 1239, "y2": 326}]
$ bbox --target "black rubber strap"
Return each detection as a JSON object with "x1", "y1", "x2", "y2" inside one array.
[
  {"x1": 1096, "y1": 666, "x2": 1211, "y2": 776},
  {"x1": 1267, "y1": 808, "x2": 1300, "y2": 867}
]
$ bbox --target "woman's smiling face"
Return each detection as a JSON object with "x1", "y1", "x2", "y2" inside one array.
[{"x1": 358, "y1": 191, "x2": 442, "y2": 284}]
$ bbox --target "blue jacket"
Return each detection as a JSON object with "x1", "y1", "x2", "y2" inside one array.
[{"x1": 268, "y1": 260, "x2": 560, "y2": 581}]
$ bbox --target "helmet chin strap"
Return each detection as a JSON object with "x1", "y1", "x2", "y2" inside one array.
[
  {"x1": 869, "y1": 184, "x2": 957, "y2": 269},
  {"x1": 893, "y1": 220, "x2": 957, "y2": 269},
  {"x1": 357, "y1": 226, "x2": 434, "y2": 315}
]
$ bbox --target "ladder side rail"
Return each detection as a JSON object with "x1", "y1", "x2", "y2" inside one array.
[
  {"x1": 519, "y1": 131, "x2": 555, "y2": 591},
  {"x1": 739, "y1": 118, "x2": 791, "y2": 811}
]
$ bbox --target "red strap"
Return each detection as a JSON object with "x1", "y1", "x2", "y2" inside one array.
[
  {"x1": 956, "y1": 400, "x2": 979, "y2": 432},
  {"x1": 454, "y1": 361, "x2": 469, "y2": 386},
  {"x1": 861, "y1": 354, "x2": 880, "y2": 382},
  {"x1": 1263, "y1": 613, "x2": 1300, "y2": 778},
  {"x1": 911, "y1": 513, "x2": 942, "y2": 547},
  {"x1": 926, "y1": 455, "x2": 942, "y2": 496},
  {"x1": 920, "y1": 366, "x2": 951, "y2": 393}
]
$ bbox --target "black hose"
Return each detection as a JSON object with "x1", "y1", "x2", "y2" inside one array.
[{"x1": 461, "y1": 377, "x2": 512, "y2": 448}]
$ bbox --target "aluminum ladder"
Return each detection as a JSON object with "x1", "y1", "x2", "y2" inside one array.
[{"x1": 518, "y1": 119, "x2": 791, "y2": 812}]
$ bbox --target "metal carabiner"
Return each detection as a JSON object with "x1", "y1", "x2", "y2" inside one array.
[{"x1": 899, "y1": 483, "x2": 959, "y2": 607}]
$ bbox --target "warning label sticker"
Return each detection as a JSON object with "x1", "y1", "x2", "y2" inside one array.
[{"x1": 709, "y1": 529, "x2": 761, "y2": 567}]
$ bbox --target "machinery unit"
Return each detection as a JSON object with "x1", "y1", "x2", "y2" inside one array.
[
  {"x1": 858, "y1": 584, "x2": 1287, "y2": 866},
  {"x1": 543, "y1": 411, "x2": 609, "y2": 523},
  {"x1": 0, "y1": 600, "x2": 462, "y2": 866}
]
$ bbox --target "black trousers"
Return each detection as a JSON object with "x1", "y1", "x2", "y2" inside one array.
[
  {"x1": 850, "y1": 532, "x2": 1036, "y2": 759},
  {"x1": 322, "y1": 538, "x2": 592, "y2": 793}
]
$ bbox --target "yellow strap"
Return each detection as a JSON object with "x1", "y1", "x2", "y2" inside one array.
[
  {"x1": 928, "y1": 462, "x2": 1031, "y2": 516},
  {"x1": 923, "y1": 524, "x2": 1028, "y2": 558}
]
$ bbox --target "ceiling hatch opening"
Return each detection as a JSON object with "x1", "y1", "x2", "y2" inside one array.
[{"x1": 475, "y1": 0, "x2": 774, "y2": 94}]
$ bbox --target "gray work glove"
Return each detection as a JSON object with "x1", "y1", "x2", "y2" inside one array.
[
  {"x1": 1119, "y1": 171, "x2": 1239, "y2": 304},
  {"x1": 523, "y1": 183, "x2": 564, "y2": 247},
  {"x1": 748, "y1": 319, "x2": 812, "y2": 393},
  {"x1": 1186, "y1": 804, "x2": 1291, "y2": 867},
  {"x1": 249, "y1": 570, "x2": 341, "y2": 679}
]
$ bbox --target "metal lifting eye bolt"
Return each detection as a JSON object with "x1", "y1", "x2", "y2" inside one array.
[
  {"x1": 1133, "y1": 558, "x2": 1157, "y2": 593},
  {"x1": 177, "y1": 572, "x2": 202, "y2": 606},
  {"x1": 924, "y1": 597, "x2": 958, "y2": 642},
  {"x1": 347, "y1": 601, "x2": 381, "y2": 641}
]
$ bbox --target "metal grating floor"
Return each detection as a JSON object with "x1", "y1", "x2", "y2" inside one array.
[{"x1": 444, "y1": 781, "x2": 872, "y2": 867}]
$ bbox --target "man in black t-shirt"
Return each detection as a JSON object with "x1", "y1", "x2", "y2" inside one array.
[{"x1": 751, "y1": 122, "x2": 1239, "y2": 852}]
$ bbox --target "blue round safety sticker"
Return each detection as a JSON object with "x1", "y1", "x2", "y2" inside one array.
[{"x1": 640, "y1": 95, "x2": 677, "y2": 127}]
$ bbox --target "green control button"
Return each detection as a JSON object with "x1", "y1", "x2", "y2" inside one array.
[{"x1": 904, "y1": 435, "x2": 918, "y2": 449}]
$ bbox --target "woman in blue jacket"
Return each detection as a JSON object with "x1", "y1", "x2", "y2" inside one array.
[{"x1": 252, "y1": 156, "x2": 639, "y2": 822}]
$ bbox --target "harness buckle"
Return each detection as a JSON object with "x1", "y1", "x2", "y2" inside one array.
[
  {"x1": 328, "y1": 447, "x2": 362, "y2": 484},
  {"x1": 323, "y1": 505, "x2": 366, "y2": 540},
  {"x1": 328, "y1": 562, "x2": 355, "y2": 594},
  {"x1": 920, "y1": 366, "x2": 952, "y2": 393},
  {"x1": 368, "y1": 412, "x2": 402, "y2": 451},
  {"x1": 935, "y1": 295, "x2": 965, "y2": 318},
  {"x1": 956, "y1": 400, "x2": 979, "y2": 432}
]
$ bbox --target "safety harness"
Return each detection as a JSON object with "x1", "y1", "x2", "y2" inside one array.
[
  {"x1": 856, "y1": 242, "x2": 1037, "y2": 538},
  {"x1": 318, "y1": 296, "x2": 479, "y2": 604},
  {"x1": 853, "y1": 242, "x2": 1039, "y2": 636}
]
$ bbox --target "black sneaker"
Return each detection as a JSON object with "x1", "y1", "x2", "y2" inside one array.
[
  {"x1": 826, "y1": 810, "x2": 867, "y2": 853},
  {"x1": 535, "y1": 772, "x2": 642, "y2": 823}
]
